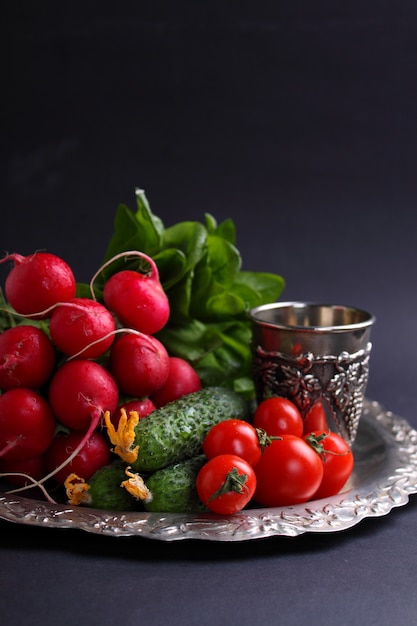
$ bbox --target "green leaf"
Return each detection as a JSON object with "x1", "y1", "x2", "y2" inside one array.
[
  {"x1": 232, "y1": 376, "x2": 256, "y2": 400},
  {"x1": 206, "y1": 235, "x2": 241, "y2": 287},
  {"x1": 204, "y1": 292, "x2": 246, "y2": 318},
  {"x1": 162, "y1": 221, "x2": 207, "y2": 277},
  {"x1": 234, "y1": 271, "x2": 285, "y2": 303},
  {"x1": 157, "y1": 319, "x2": 213, "y2": 362},
  {"x1": 227, "y1": 282, "x2": 263, "y2": 309},
  {"x1": 76, "y1": 282, "x2": 97, "y2": 299},
  {"x1": 188, "y1": 236, "x2": 242, "y2": 319},
  {"x1": 133, "y1": 188, "x2": 164, "y2": 253},
  {"x1": 153, "y1": 248, "x2": 187, "y2": 291},
  {"x1": 211, "y1": 217, "x2": 236, "y2": 245},
  {"x1": 160, "y1": 221, "x2": 208, "y2": 321},
  {"x1": 188, "y1": 259, "x2": 215, "y2": 318},
  {"x1": 103, "y1": 204, "x2": 144, "y2": 262},
  {"x1": 102, "y1": 190, "x2": 165, "y2": 269},
  {"x1": 159, "y1": 318, "x2": 253, "y2": 390},
  {"x1": 164, "y1": 273, "x2": 195, "y2": 323},
  {"x1": 205, "y1": 214, "x2": 236, "y2": 245},
  {"x1": 204, "y1": 213, "x2": 218, "y2": 233}
]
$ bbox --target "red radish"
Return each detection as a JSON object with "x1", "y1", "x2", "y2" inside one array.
[
  {"x1": 103, "y1": 269, "x2": 170, "y2": 334},
  {"x1": 0, "y1": 325, "x2": 56, "y2": 390},
  {"x1": 49, "y1": 297, "x2": 116, "y2": 358},
  {"x1": 92, "y1": 250, "x2": 169, "y2": 335},
  {"x1": 112, "y1": 397, "x2": 156, "y2": 427},
  {"x1": 48, "y1": 359, "x2": 119, "y2": 431},
  {"x1": 151, "y1": 356, "x2": 202, "y2": 407},
  {"x1": 0, "y1": 454, "x2": 47, "y2": 487},
  {"x1": 45, "y1": 430, "x2": 111, "y2": 485},
  {"x1": 109, "y1": 333, "x2": 170, "y2": 397},
  {"x1": 0, "y1": 388, "x2": 56, "y2": 461},
  {"x1": 1, "y1": 252, "x2": 76, "y2": 317}
]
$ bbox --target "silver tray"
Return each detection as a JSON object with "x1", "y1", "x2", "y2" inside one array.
[{"x1": 1, "y1": 399, "x2": 416, "y2": 542}]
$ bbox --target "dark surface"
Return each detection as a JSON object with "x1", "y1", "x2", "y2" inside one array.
[{"x1": 3, "y1": 3, "x2": 417, "y2": 625}]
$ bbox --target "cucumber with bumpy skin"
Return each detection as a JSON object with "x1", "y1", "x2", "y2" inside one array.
[
  {"x1": 131, "y1": 386, "x2": 249, "y2": 473},
  {"x1": 144, "y1": 455, "x2": 208, "y2": 513},
  {"x1": 66, "y1": 461, "x2": 142, "y2": 511}
]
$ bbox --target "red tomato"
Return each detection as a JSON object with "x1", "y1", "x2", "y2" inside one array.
[
  {"x1": 196, "y1": 454, "x2": 256, "y2": 515},
  {"x1": 253, "y1": 397, "x2": 303, "y2": 437},
  {"x1": 305, "y1": 431, "x2": 354, "y2": 500},
  {"x1": 203, "y1": 420, "x2": 262, "y2": 467},
  {"x1": 254, "y1": 435, "x2": 324, "y2": 507},
  {"x1": 303, "y1": 400, "x2": 328, "y2": 435}
]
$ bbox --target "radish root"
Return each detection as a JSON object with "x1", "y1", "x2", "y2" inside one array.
[
  {"x1": 89, "y1": 250, "x2": 160, "y2": 300},
  {"x1": 0, "y1": 471, "x2": 57, "y2": 504},
  {"x1": 67, "y1": 327, "x2": 159, "y2": 361},
  {"x1": 3, "y1": 410, "x2": 103, "y2": 501}
]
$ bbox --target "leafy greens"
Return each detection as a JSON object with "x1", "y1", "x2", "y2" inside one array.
[{"x1": 81, "y1": 188, "x2": 285, "y2": 399}]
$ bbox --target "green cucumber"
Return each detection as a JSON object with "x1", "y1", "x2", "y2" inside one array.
[
  {"x1": 131, "y1": 386, "x2": 249, "y2": 473},
  {"x1": 81, "y1": 461, "x2": 141, "y2": 511},
  {"x1": 144, "y1": 455, "x2": 208, "y2": 513}
]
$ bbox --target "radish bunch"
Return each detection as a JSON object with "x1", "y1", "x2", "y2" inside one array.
[{"x1": 0, "y1": 249, "x2": 201, "y2": 502}]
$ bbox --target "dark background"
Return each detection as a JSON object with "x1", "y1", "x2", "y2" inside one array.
[
  {"x1": 5, "y1": 2, "x2": 417, "y2": 419},
  {"x1": 2, "y1": 3, "x2": 417, "y2": 625}
]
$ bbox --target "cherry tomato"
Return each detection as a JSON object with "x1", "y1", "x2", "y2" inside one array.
[
  {"x1": 253, "y1": 396, "x2": 303, "y2": 437},
  {"x1": 303, "y1": 400, "x2": 328, "y2": 435},
  {"x1": 203, "y1": 420, "x2": 262, "y2": 467},
  {"x1": 254, "y1": 435, "x2": 324, "y2": 507},
  {"x1": 305, "y1": 431, "x2": 354, "y2": 500},
  {"x1": 196, "y1": 454, "x2": 256, "y2": 515}
]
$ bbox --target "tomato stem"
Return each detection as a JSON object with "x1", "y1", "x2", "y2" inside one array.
[
  {"x1": 209, "y1": 467, "x2": 249, "y2": 501},
  {"x1": 255, "y1": 427, "x2": 282, "y2": 452},
  {"x1": 305, "y1": 432, "x2": 351, "y2": 460}
]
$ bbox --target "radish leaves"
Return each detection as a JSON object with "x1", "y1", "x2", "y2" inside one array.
[{"x1": 82, "y1": 188, "x2": 286, "y2": 398}]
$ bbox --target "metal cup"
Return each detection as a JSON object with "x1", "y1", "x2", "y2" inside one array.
[{"x1": 249, "y1": 302, "x2": 375, "y2": 445}]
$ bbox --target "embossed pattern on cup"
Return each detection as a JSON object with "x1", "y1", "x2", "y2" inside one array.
[{"x1": 249, "y1": 302, "x2": 375, "y2": 445}]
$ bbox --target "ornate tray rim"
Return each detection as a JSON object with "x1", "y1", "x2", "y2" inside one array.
[{"x1": 1, "y1": 398, "x2": 416, "y2": 542}]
